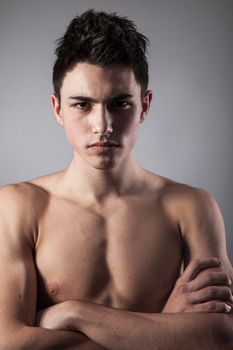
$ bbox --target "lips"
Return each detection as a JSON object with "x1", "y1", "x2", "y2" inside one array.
[{"x1": 88, "y1": 142, "x2": 120, "y2": 147}]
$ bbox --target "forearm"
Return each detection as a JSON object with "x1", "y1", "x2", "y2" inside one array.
[
  {"x1": 71, "y1": 301, "x2": 233, "y2": 350},
  {"x1": 1, "y1": 325, "x2": 105, "y2": 350}
]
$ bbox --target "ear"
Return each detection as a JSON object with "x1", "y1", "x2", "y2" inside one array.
[
  {"x1": 140, "y1": 90, "x2": 153, "y2": 123},
  {"x1": 51, "y1": 94, "x2": 64, "y2": 127}
]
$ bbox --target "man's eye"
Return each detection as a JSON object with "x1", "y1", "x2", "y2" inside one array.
[
  {"x1": 109, "y1": 100, "x2": 130, "y2": 109},
  {"x1": 73, "y1": 102, "x2": 90, "y2": 110}
]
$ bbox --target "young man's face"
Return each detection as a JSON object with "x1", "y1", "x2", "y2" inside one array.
[{"x1": 52, "y1": 62, "x2": 152, "y2": 170}]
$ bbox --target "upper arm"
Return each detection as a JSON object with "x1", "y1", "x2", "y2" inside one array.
[
  {"x1": 179, "y1": 187, "x2": 233, "y2": 287},
  {"x1": 0, "y1": 184, "x2": 37, "y2": 329}
]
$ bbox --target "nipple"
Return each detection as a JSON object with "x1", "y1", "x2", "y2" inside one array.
[{"x1": 47, "y1": 282, "x2": 59, "y2": 296}]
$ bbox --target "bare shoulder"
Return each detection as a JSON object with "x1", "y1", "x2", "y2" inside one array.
[
  {"x1": 145, "y1": 170, "x2": 220, "y2": 223},
  {"x1": 160, "y1": 179, "x2": 220, "y2": 224},
  {"x1": 0, "y1": 169, "x2": 64, "y2": 202},
  {"x1": 149, "y1": 171, "x2": 215, "y2": 207},
  {"x1": 0, "y1": 169, "x2": 66, "y2": 221},
  {"x1": 0, "y1": 179, "x2": 52, "y2": 245},
  {"x1": 0, "y1": 167, "x2": 84, "y2": 229},
  {"x1": 0, "y1": 180, "x2": 50, "y2": 213},
  {"x1": 147, "y1": 173, "x2": 229, "y2": 264}
]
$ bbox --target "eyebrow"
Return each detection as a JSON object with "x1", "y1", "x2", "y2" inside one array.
[{"x1": 68, "y1": 93, "x2": 134, "y2": 103}]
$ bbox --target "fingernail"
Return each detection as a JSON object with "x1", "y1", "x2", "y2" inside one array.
[{"x1": 225, "y1": 305, "x2": 232, "y2": 313}]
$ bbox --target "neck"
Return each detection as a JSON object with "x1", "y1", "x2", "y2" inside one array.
[{"x1": 62, "y1": 153, "x2": 144, "y2": 204}]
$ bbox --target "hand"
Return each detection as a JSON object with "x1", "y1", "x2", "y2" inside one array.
[
  {"x1": 162, "y1": 257, "x2": 232, "y2": 314},
  {"x1": 35, "y1": 301, "x2": 79, "y2": 331}
]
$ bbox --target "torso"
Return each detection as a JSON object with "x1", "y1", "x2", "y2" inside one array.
[{"x1": 29, "y1": 170, "x2": 183, "y2": 313}]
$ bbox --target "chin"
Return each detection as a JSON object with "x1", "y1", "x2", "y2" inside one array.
[
  {"x1": 85, "y1": 156, "x2": 120, "y2": 170},
  {"x1": 90, "y1": 161, "x2": 117, "y2": 171}
]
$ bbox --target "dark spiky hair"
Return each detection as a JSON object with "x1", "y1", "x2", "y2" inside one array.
[{"x1": 53, "y1": 9, "x2": 149, "y2": 103}]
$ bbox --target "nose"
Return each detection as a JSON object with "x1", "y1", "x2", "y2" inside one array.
[{"x1": 91, "y1": 104, "x2": 113, "y2": 135}]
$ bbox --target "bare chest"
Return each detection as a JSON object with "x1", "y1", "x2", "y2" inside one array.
[{"x1": 35, "y1": 199, "x2": 182, "y2": 312}]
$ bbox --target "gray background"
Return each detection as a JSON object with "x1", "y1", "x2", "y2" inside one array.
[{"x1": 1, "y1": 0, "x2": 232, "y2": 262}]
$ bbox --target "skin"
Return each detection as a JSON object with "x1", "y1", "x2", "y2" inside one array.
[{"x1": 0, "y1": 62, "x2": 232, "y2": 349}]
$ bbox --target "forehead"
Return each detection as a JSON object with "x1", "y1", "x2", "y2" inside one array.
[{"x1": 60, "y1": 62, "x2": 141, "y2": 100}]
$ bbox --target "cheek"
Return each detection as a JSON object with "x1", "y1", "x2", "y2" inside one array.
[
  {"x1": 64, "y1": 120, "x2": 88, "y2": 147},
  {"x1": 123, "y1": 111, "x2": 141, "y2": 136},
  {"x1": 118, "y1": 119, "x2": 140, "y2": 150},
  {"x1": 125, "y1": 112, "x2": 142, "y2": 146},
  {"x1": 114, "y1": 107, "x2": 141, "y2": 134}
]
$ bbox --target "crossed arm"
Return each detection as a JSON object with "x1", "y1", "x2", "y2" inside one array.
[
  {"x1": 0, "y1": 185, "x2": 233, "y2": 349},
  {"x1": 36, "y1": 257, "x2": 233, "y2": 350},
  {"x1": 38, "y1": 301, "x2": 233, "y2": 350}
]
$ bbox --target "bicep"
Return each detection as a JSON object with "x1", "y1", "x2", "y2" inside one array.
[
  {"x1": 0, "y1": 187, "x2": 37, "y2": 328},
  {"x1": 0, "y1": 244, "x2": 37, "y2": 327},
  {"x1": 180, "y1": 188, "x2": 233, "y2": 285}
]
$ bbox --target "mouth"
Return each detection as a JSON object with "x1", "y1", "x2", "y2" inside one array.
[
  {"x1": 88, "y1": 142, "x2": 120, "y2": 148},
  {"x1": 87, "y1": 142, "x2": 121, "y2": 153}
]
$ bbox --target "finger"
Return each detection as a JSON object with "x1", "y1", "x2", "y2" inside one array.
[
  {"x1": 189, "y1": 272, "x2": 232, "y2": 291},
  {"x1": 190, "y1": 286, "x2": 233, "y2": 304},
  {"x1": 186, "y1": 301, "x2": 232, "y2": 314},
  {"x1": 180, "y1": 257, "x2": 222, "y2": 282}
]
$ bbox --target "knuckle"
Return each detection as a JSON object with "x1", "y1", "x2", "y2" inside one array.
[
  {"x1": 177, "y1": 282, "x2": 189, "y2": 294},
  {"x1": 205, "y1": 301, "x2": 218, "y2": 312}
]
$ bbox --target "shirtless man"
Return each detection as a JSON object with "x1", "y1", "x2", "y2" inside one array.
[{"x1": 0, "y1": 9, "x2": 232, "y2": 350}]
